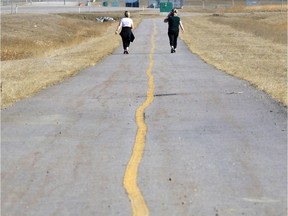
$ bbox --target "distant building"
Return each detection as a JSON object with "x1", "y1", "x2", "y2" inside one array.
[
  {"x1": 124, "y1": 0, "x2": 139, "y2": 7},
  {"x1": 246, "y1": 0, "x2": 257, "y2": 5},
  {"x1": 148, "y1": 0, "x2": 183, "y2": 8}
]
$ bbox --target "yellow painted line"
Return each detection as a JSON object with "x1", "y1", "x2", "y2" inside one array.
[{"x1": 123, "y1": 21, "x2": 156, "y2": 216}]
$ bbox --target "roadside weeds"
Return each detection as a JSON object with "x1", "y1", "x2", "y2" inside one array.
[
  {"x1": 181, "y1": 13, "x2": 287, "y2": 106},
  {"x1": 1, "y1": 11, "x2": 287, "y2": 108}
]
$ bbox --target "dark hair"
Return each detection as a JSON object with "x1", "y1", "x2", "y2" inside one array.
[
  {"x1": 170, "y1": 8, "x2": 177, "y2": 16},
  {"x1": 124, "y1": 11, "x2": 130, "y2": 18}
]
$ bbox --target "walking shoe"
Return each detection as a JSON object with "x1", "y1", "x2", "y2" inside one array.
[{"x1": 123, "y1": 50, "x2": 129, "y2": 54}]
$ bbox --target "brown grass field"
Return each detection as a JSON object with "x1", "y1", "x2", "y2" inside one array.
[{"x1": 1, "y1": 6, "x2": 287, "y2": 108}]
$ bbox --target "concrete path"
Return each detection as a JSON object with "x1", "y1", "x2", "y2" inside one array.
[{"x1": 2, "y1": 18, "x2": 287, "y2": 216}]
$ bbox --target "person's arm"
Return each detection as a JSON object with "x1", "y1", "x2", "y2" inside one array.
[
  {"x1": 131, "y1": 19, "x2": 134, "y2": 29},
  {"x1": 179, "y1": 21, "x2": 185, "y2": 32},
  {"x1": 115, "y1": 20, "x2": 122, "y2": 34},
  {"x1": 164, "y1": 12, "x2": 172, "y2": 23}
]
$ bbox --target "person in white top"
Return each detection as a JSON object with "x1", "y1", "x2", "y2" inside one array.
[{"x1": 115, "y1": 11, "x2": 134, "y2": 54}]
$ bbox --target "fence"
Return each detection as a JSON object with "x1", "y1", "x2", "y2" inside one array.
[
  {"x1": 1, "y1": 0, "x2": 286, "y2": 8},
  {"x1": 146, "y1": 0, "x2": 286, "y2": 9},
  {"x1": 1, "y1": 0, "x2": 74, "y2": 6},
  {"x1": 183, "y1": 0, "x2": 286, "y2": 9}
]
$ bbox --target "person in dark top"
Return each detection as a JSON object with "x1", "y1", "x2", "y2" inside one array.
[{"x1": 164, "y1": 9, "x2": 185, "y2": 53}]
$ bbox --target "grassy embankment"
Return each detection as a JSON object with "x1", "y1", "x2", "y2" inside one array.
[
  {"x1": 1, "y1": 6, "x2": 287, "y2": 107},
  {"x1": 1, "y1": 12, "x2": 142, "y2": 108},
  {"x1": 181, "y1": 4, "x2": 287, "y2": 105}
]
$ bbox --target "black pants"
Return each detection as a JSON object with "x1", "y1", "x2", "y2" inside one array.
[
  {"x1": 120, "y1": 27, "x2": 132, "y2": 50},
  {"x1": 168, "y1": 31, "x2": 179, "y2": 48}
]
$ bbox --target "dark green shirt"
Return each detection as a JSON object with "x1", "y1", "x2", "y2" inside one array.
[{"x1": 168, "y1": 16, "x2": 180, "y2": 33}]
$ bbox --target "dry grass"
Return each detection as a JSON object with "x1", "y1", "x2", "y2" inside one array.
[
  {"x1": 1, "y1": 12, "x2": 142, "y2": 108},
  {"x1": 209, "y1": 13, "x2": 287, "y2": 44},
  {"x1": 181, "y1": 12, "x2": 287, "y2": 105},
  {"x1": 1, "y1": 10, "x2": 287, "y2": 108},
  {"x1": 224, "y1": 4, "x2": 288, "y2": 13},
  {"x1": 182, "y1": 1, "x2": 287, "y2": 13},
  {"x1": 1, "y1": 13, "x2": 124, "y2": 61}
]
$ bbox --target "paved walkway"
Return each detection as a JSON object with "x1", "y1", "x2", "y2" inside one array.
[{"x1": 2, "y1": 18, "x2": 287, "y2": 216}]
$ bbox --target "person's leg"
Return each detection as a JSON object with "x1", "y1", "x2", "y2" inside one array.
[
  {"x1": 123, "y1": 39, "x2": 130, "y2": 54},
  {"x1": 124, "y1": 30, "x2": 133, "y2": 54},
  {"x1": 122, "y1": 39, "x2": 126, "y2": 50},
  {"x1": 168, "y1": 32, "x2": 175, "y2": 53},
  {"x1": 121, "y1": 30, "x2": 129, "y2": 54},
  {"x1": 168, "y1": 32, "x2": 174, "y2": 47},
  {"x1": 126, "y1": 40, "x2": 130, "y2": 53},
  {"x1": 121, "y1": 34, "x2": 127, "y2": 53},
  {"x1": 173, "y1": 32, "x2": 179, "y2": 50}
]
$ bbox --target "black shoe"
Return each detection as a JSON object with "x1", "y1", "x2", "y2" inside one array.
[
  {"x1": 124, "y1": 50, "x2": 129, "y2": 54},
  {"x1": 171, "y1": 48, "x2": 175, "y2": 53}
]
